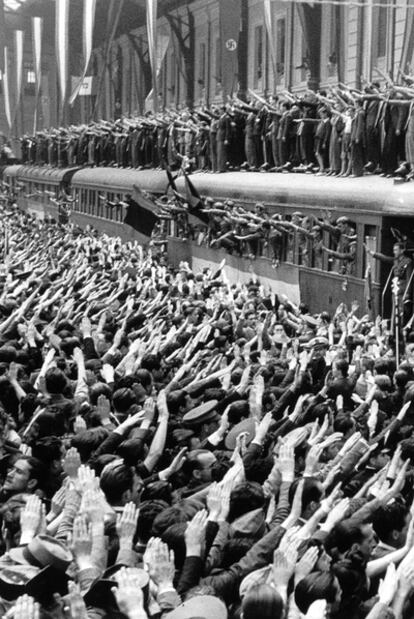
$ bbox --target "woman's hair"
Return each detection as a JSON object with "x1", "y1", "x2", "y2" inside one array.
[
  {"x1": 294, "y1": 571, "x2": 338, "y2": 614},
  {"x1": 242, "y1": 584, "x2": 284, "y2": 619}
]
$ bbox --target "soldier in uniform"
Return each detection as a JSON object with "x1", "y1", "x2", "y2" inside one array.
[{"x1": 366, "y1": 241, "x2": 413, "y2": 323}]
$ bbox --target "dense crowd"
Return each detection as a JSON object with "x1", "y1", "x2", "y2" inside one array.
[
  {"x1": 3, "y1": 195, "x2": 414, "y2": 618},
  {"x1": 18, "y1": 75, "x2": 414, "y2": 179}
]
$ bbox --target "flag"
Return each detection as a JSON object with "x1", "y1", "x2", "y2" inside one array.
[
  {"x1": 124, "y1": 184, "x2": 158, "y2": 237},
  {"x1": 165, "y1": 165, "x2": 178, "y2": 192},
  {"x1": 69, "y1": 0, "x2": 96, "y2": 106},
  {"x1": 183, "y1": 172, "x2": 209, "y2": 224},
  {"x1": 55, "y1": 0, "x2": 70, "y2": 106},
  {"x1": 0, "y1": 0, "x2": 5, "y2": 73},
  {"x1": 145, "y1": 33, "x2": 170, "y2": 111},
  {"x1": 263, "y1": 0, "x2": 278, "y2": 84},
  {"x1": 219, "y1": 0, "x2": 241, "y2": 100},
  {"x1": 32, "y1": 17, "x2": 43, "y2": 133},
  {"x1": 3, "y1": 47, "x2": 11, "y2": 130},
  {"x1": 146, "y1": 0, "x2": 158, "y2": 112},
  {"x1": 364, "y1": 265, "x2": 374, "y2": 319},
  {"x1": 14, "y1": 31, "x2": 24, "y2": 110}
]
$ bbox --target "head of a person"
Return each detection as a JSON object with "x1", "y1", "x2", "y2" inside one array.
[
  {"x1": 393, "y1": 242, "x2": 405, "y2": 258},
  {"x1": 328, "y1": 520, "x2": 376, "y2": 561},
  {"x1": 182, "y1": 449, "x2": 217, "y2": 485},
  {"x1": 332, "y1": 358, "x2": 349, "y2": 379},
  {"x1": 228, "y1": 482, "x2": 265, "y2": 522},
  {"x1": 242, "y1": 584, "x2": 284, "y2": 619},
  {"x1": 372, "y1": 501, "x2": 410, "y2": 549},
  {"x1": 45, "y1": 367, "x2": 68, "y2": 395},
  {"x1": 295, "y1": 571, "x2": 341, "y2": 615},
  {"x1": 3, "y1": 456, "x2": 45, "y2": 495},
  {"x1": 99, "y1": 460, "x2": 143, "y2": 507},
  {"x1": 289, "y1": 478, "x2": 325, "y2": 519}
]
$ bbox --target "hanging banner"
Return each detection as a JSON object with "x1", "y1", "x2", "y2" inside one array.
[
  {"x1": 32, "y1": 17, "x2": 43, "y2": 133},
  {"x1": 3, "y1": 47, "x2": 11, "y2": 130},
  {"x1": 263, "y1": 0, "x2": 278, "y2": 85},
  {"x1": 219, "y1": 0, "x2": 241, "y2": 100},
  {"x1": 55, "y1": 0, "x2": 70, "y2": 106},
  {"x1": 0, "y1": 0, "x2": 5, "y2": 73},
  {"x1": 69, "y1": 0, "x2": 96, "y2": 106},
  {"x1": 145, "y1": 33, "x2": 170, "y2": 112},
  {"x1": 146, "y1": 0, "x2": 158, "y2": 111},
  {"x1": 14, "y1": 30, "x2": 24, "y2": 109}
]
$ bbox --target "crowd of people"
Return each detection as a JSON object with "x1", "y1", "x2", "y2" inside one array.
[
  {"x1": 18, "y1": 73, "x2": 414, "y2": 179},
  {"x1": 1, "y1": 192, "x2": 414, "y2": 618}
]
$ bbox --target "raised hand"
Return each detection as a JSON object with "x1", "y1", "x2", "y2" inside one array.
[
  {"x1": 112, "y1": 567, "x2": 146, "y2": 619},
  {"x1": 20, "y1": 495, "x2": 44, "y2": 544},
  {"x1": 12, "y1": 594, "x2": 40, "y2": 619},
  {"x1": 295, "y1": 546, "x2": 319, "y2": 584},
  {"x1": 116, "y1": 502, "x2": 139, "y2": 546},
  {"x1": 148, "y1": 538, "x2": 175, "y2": 589},
  {"x1": 72, "y1": 514, "x2": 92, "y2": 570},
  {"x1": 185, "y1": 509, "x2": 208, "y2": 556},
  {"x1": 63, "y1": 447, "x2": 81, "y2": 480}
]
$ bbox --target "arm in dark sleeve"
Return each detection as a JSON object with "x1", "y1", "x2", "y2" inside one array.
[{"x1": 82, "y1": 336, "x2": 99, "y2": 360}]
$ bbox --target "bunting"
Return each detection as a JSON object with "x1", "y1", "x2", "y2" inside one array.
[
  {"x1": 14, "y1": 30, "x2": 24, "y2": 111},
  {"x1": 146, "y1": 0, "x2": 158, "y2": 112},
  {"x1": 3, "y1": 47, "x2": 11, "y2": 131},
  {"x1": 263, "y1": 0, "x2": 278, "y2": 85},
  {"x1": 32, "y1": 17, "x2": 43, "y2": 133},
  {"x1": 55, "y1": 0, "x2": 70, "y2": 107},
  {"x1": 69, "y1": 0, "x2": 96, "y2": 106},
  {"x1": 219, "y1": 0, "x2": 241, "y2": 100}
]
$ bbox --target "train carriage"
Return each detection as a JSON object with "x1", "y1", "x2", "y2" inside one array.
[
  {"x1": 171, "y1": 172, "x2": 414, "y2": 315},
  {"x1": 70, "y1": 168, "x2": 169, "y2": 244},
  {"x1": 3, "y1": 165, "x2": 80, "y2": 220},
  {"x1": 4, "y1": 162, "x2": 414, "y2": 316}
]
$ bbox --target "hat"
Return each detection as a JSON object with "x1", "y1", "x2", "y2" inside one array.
[
  {"x1": 183, "y1": 400, "x2": 218, "y2": 426},
  {"x1": 304, "y1": 336, "x2": 329, "y2": 350},
  {"x1": 0, "y1": 565, "x2": 39, "y2": 601},
  {"x1": 9, "y1": 535, "x2": 72, "y2": 571},
  {"x1": 231, "y1": 508, "x2": 266, "y2": 537},
  {"x1": 225, "y1": 418, "x2": 256, "y2": 451},
  {"x1": 25, "y1": 565, "x2": 70, "y2": 600},
  {"x1": 164, "y1": 595, "x2": 227, "y2": 619},
  {"x1": 336, "y1": 216, "x2": 350, "y2": 224}
]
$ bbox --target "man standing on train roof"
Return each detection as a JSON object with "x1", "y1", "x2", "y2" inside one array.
[{"x1": 366, "y1": 241, "x2": 413, "y2": 322}]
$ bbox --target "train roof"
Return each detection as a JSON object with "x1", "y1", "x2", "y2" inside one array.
[
  {"x1": 3, "y1": 164, "x2": 24, "y2": 178},
  {"x1": 5, "y1": 165, "x2": 81, "y2": 184},
  {"x1": 175, "y1": 172, "x2": 414, "y2": 215},
  {"x1": 71, "y1": 167, "x2": 169, "y2": 194}
]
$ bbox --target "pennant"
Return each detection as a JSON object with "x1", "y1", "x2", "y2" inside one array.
[
  {"x1": 32, "y1": 17, "x2": 43, "y2": 133},
  {"x1": 0, "y1": 0, "x2": 5, "y2": 73},
  {"x1": 364, "y1": 265, "x2": 374, "y2": 319},
  {"x1": 219, "y1": 0, "x2": 241, "y2": 100},
  {"x1": 263, "y1": 0, "x2": 278, "y2": 84},
  {"x1": 124, "y1": 184, "x2": 158, "y2": 236},
  {"x1": 55, "y1": 0, "x2": 70, "y2": 106},
  {"x1": 3, "y1": 47, "x2": 11, "y2": 130},
  {"x1": 146, "y1": 0, "x2": 158, "y2": 111},
  {"x1": 69, "y1": 0, "x2": 96, "y2": 106},
  {"x1": 183, "y1": 172, "x2": 209, "y2": 224},
  {"x1": 165, "y1": 166, "x2": 178, "y2": 192},
  {"x1": 14, "y1": 30, "x2": 24, "y2": 110}
]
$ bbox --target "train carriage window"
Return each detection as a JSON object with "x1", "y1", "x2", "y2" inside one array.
[
  {"x1": 96, "y1": 192, "x2": 103, "y2": 218},
  {"x1": 326, "y1": 217, "x2": 357, "y2": 276}
]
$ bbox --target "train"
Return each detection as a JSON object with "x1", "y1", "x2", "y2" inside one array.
[{"x1": 4, "y1": 162, "x2": 414, "y2": 315}]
